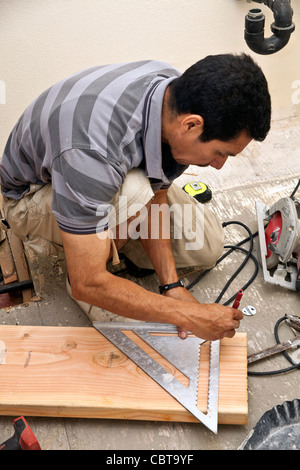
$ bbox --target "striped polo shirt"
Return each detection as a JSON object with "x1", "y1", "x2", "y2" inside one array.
[{"x1": 0, "y1": 60, "x2": 187, "y2": 234}]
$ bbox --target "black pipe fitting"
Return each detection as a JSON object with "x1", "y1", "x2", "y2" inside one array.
[{"x1": 244, "y1": 0, "x2": 295, "y2": 55}]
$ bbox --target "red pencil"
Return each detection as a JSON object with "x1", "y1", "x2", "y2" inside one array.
[{"x1": 233, "y1": 289, "x2": 243, "y2": 309}]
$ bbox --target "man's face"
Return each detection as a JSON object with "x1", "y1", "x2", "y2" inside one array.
[{"x1": 169, "y1": 127, "x2": 252, "y2": 170}]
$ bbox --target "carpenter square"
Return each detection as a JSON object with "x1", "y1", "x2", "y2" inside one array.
[{"x1": 93, "y1": 321, "x2": 220, "y2": 434}]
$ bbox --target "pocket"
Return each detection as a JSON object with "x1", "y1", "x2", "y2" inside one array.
[
  {"x1": 26, "y1": 184, "x2": 52, "y2": 216},
  {"x1": 4, "y1": 198, "x2": 29, "y2": 241}
]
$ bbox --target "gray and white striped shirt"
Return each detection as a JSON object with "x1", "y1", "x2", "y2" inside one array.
[{"x1": 0, "y1": 60, "x2": 187, "y2": 234}]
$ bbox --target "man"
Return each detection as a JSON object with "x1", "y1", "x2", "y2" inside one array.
[{"x1": 0, "y1": 54, "x2": 271, "y2": 340}]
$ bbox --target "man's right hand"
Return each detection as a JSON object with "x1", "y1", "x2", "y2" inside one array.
[{"x1": 176, "y1": 302, "x2": 243, "y2": 341}]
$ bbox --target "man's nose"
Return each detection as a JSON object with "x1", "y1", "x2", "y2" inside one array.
[{"x1": 210, "y1": 155, "x2": 228, "y2": 170}]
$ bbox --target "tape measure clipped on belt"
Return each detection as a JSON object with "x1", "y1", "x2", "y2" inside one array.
[{"x1": 182, "y1": 182, "x2": 212, "y2": 203}]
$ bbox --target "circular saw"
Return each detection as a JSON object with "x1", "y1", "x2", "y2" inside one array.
[{"x1": 256, "y1": 193, "x2": 300, "y2": 291}]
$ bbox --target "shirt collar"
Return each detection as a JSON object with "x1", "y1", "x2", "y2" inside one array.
[{"x1": 143, "y1": 77, "x2": 186, "y2": 185}]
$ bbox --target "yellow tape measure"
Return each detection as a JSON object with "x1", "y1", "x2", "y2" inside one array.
[{"x1": 182, "y1": 181, "x2": 212, "y2": 203}]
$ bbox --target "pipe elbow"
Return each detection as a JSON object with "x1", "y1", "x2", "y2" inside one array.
[{"x1": 244, "y1": 1, "x2": 295, "y2": 55}]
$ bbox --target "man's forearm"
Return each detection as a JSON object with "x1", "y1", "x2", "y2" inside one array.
[
  {"x1": 72, "y1": 268, "x2": 242, "y2": 341},
  {"x1": 73, "y1": 267, "x2": 186, "y2": 325}
]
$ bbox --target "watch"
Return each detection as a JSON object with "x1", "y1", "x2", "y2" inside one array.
[{"x1": 159, "y1": 279, "x2": 185, "y2": 294}]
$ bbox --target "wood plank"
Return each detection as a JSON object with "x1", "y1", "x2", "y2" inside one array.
[
  {"x1": 0, "y1": 235, "x2": 18, "y2": 284},
  {"x1": 0, "y1": 325, "x2": 248, "y2": 425},
  {"x1": 22, "y1": 244, "x2": 43, "y2": 299},
  {"x1": 6, "y1": 232, "x2": 32, "y2": 302}
]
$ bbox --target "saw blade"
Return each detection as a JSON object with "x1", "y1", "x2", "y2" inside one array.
[
  {"x1": 93, "y1": 321, "x2": 220, "y2": 433},
  {"x1": 256, "y1": 200, "x2": 299, "y2": 291}
]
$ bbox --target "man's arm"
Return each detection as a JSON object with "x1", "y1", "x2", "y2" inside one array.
[
  {"x1": 139, "y1": 189, "x2": 201, "y2": 294},
  {"x1": 139, "y1": 188, "x2": 204, "y2": 337},
  {"x1": 60, "y1": 228, "x2": 243, "y2": 341}
]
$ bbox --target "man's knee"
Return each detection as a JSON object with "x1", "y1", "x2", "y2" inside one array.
[
  {"x1": 194, "y1": 205, "x2": 224, "y2": 268},
  {"x1": 111, "y1": 169, "x2": 154, "y2": 217},
  {"x1": 110, "y1": 168, "x2": 154, "y2": 239},
  {"x1": 192, "y1": 222, "x2": 224, "y2": 269},
  {"x1": 167, "y1": 183, "x2": 224, "y2": 269},
  {"x1": 2, "y1": 184, "x2": 63, "y2": 255}
]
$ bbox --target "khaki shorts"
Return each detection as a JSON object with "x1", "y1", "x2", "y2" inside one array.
[{"x1": 1, "y1": 169, "x2": 224, "y2": 270}]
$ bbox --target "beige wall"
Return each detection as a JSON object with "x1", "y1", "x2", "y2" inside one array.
[{"x1": 0, "y1": 0, "x2": 299, "y2": 152}]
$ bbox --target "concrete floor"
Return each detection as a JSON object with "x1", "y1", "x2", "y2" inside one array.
[{"x1": 0, "y1": 116, "x2": 299, "y2": 450}]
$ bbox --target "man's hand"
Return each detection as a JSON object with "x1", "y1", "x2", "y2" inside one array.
[
  {"x1": 164, "y1": 286, "x2": 243, "y2": 340},
  {"x1": 177, "y1": 301, "x2": 243, "y2": 341}
]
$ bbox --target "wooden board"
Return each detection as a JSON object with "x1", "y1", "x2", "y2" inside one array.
[
  {"x1": 0, "y1": 325, "x2": 248, "y2": 425},
  {"x1": 6, "y1": 231, "x2": 32, "y2": 302},
  {"x1": 0, "y1": 230, "x2": 33, "y2": 303},
  {"x1": 0, "y1": 236, "x2": 18, "y2": 284}
]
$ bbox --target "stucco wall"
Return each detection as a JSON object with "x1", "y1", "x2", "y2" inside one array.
[{"x1": 0, "y1": 0, "x2": 299, "y2": 152}]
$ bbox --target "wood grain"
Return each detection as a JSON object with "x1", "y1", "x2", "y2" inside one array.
[
  {"x1": 0, "y1": 236, "x2": 17, "y2": 284},
  {"x1": 0, "y1": 325, "x2": 248, "y2": 425},
  {"x1": 6, "y1": 231, "x2": 32, "y2": 302}
]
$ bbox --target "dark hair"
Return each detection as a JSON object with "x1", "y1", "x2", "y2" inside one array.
[{"x1": 168, "y1": 53, "x2": 271, "y2": 142}]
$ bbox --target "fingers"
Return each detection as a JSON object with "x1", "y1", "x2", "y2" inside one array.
[
  {"x1": 177, "y1": 326, "x2": 189, "y2": 339},
  {"x1": 224, "y1": 312, "x2": 242, "y2": 338},
  {"x1": 177, "y1": 304, "x2": 243, "y2": 342},
  {"x1": 233, "y1": 308, "x2": 244, "y2": 320},
  {"x1": 223, "y1": 311, "x2": 243, "y2": 338},
  {"x1": 222, "y1": 329, "x2": 236, "y2": 339}
]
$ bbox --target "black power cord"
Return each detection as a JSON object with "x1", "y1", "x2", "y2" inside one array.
[
  {"x1": 186, "y1": 220, "x2": 259, "y2": 306},
  {"x1": 248, "y1": 316, "x2": 300, "y2": 376},
  {"x1": 290, "y1": 178, "x2": 300, "y2": 200}
]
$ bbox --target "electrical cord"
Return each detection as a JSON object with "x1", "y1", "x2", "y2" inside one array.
[
  {"x1": 248, "y1": 316, "x2": 300, "y2": 376},
  {"x1": 290, "y1": 178, "x2": 300, "y2": 200},
  {"x1": 186, "y1": 220, "x2": 259, "y2": 306}
]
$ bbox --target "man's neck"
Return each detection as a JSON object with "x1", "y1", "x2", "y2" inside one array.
[{"x1": 161, "y1": 86, "x2": 174, "y2": 144}]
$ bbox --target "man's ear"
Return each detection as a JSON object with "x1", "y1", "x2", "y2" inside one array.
[{"x1": 180, "y1": 114, "x2": 204, "y2": 134}]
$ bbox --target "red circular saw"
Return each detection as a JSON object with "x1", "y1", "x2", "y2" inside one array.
[
  {"x1": 265, "y1": 210, "x2": 283, "y2": 269},
  {"x1": 256, "y1": 196, "x2": 300, "y2": 291}
]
